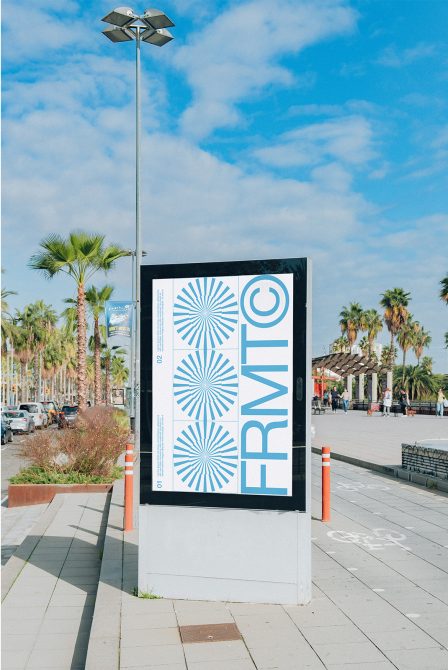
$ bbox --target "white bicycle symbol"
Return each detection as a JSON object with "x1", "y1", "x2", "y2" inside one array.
[{"x1": 327, "y1": 528, "x2": 410, "y2": 552}]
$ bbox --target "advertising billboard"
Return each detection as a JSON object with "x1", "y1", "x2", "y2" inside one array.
[
  {"x1": 141, "y1": 258, "x2": 308, "y2": 511},
  {"x1": 105, "y1": 301, "x2": 134, "y2": 338}
]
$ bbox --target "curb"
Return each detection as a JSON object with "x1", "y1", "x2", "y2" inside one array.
[
  {"x1": 1, "y1": 495, "x2": 64, "y2": 602},
  {"x1": 311, "y1": 446, "x2": 448, "y2": 494},
  {"x1": 85, "y1": 477, "x2": 124, "y2": 670}
]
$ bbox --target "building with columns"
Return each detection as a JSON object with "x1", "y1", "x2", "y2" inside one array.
[{"x1": 312, "y1": 352, "x2": 390, "y2": 405}]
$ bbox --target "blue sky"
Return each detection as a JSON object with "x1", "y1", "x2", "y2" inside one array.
[{"x1": 2, "y1": 0, "x2": 447, "y2": 371}]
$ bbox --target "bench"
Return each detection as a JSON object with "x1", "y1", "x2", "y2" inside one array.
[{"x1": 312, "y1": 401, "x2": 328, "y2": 415}]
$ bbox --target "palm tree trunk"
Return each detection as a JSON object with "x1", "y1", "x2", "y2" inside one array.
[
  {"x1": 105, "y1": 358, "x2": 111, "y2": 406},
  {"x1": 33, "y1": 349, "x2": 39, "y2": 401},
  {"x1": 94, "y1": 316, "x2": 102, "y2": 405},
  {"x1": 402, "y1": 350, "x2": 407, "y2": 384},
  {"x1": 77, "y1": 282, "x2": 87, "y2": 411}
]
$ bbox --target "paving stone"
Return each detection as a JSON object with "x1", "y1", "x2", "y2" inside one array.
[
  {"x1": 120, "y1": 643, "x2": 185, "y2": 667},
  {"x1": 312, "y1": 641, "x2": 390, "y2": 665},
  {"x1": 121, "y1": 613, "x2": 179, "y2": 630},
  {"x1": 121, "y1": 627, "x2": 181, "y2": 648},
  {"x1": 187, "y1": 660, "x2": 256, "y2": 670},
  {"x1": 301, "y1": 624, "x2": 370, "y2": 646},
  {"x1": 183, "y1": 640, "x2": 250, "y2": 664},
  {"x1": 385, "y1": 647, "x2": 448, "y2": 670}
]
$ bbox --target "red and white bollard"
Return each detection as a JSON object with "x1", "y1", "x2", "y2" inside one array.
[
  {"x1": 322, "y1": 445, "x2": 331, "y2": 522},
  {"x1": 124, "y1": 443, "x2": 134, "y2": 531}
]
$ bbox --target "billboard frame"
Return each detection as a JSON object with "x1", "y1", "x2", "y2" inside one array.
[{"x1": 140, "y1": 257, "x2": 308, "y2": 512}]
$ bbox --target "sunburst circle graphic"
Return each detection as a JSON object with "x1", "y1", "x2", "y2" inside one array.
[
  {"x1": 174, "y1": 350, "x2": 238, "y2": 420},
  {"x1": 174, "y1": 422, "x2": 238, "y2": 492},
  {"x1": 173, "y1": 277, "x2": 238, "y2": 349}
]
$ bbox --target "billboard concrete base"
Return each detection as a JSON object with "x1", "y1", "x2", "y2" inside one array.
[{"x1": 138, "y1": 504, "x2": 311, "y2": 605}]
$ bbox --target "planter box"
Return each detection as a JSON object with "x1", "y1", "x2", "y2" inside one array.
[{"x1": 8, "y1": 483, "x2": 113, "y2": 508}]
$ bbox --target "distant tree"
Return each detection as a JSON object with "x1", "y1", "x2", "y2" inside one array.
[
  {"x1": 380, "y1": 288, "x2": 411, "y2": 369},
  {"x1": 440, "y1": 274, "x2": 448, "y2": 304},
  {"x1": 85, "y1": 285, "x2": 114, "y2": 406},
  {"x1": 332, "y1": 336, "x2": 350, "y2": 353},
  {"x1": 397, "y1": 318, "x2": 417, "y2": 383},
  {"x1": 363, "y1": 308, "x2": 383, "y2": 357},
  {"x1": 413, "y1": 327, "x2": 431, "y2": 365},
  {"x1": 339, "y1": 302, "x2": 365, "y2": 348}
]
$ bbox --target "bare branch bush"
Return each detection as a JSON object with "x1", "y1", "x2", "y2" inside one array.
[{"x1": 20, "y1": 407, "x2": 129, "y2": 478}]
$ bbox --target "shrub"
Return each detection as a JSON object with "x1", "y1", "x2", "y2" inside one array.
[{"x1": 19, "y1": 406, "x2": 129, "y2": 479}]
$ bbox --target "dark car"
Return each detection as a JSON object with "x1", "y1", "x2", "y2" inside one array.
[
  {"x1": 1, "y1": 416, "x2": 13, "y2": 444},
  {"x1": 58, "y1": 405, "x2": 79, "y2": 429}
]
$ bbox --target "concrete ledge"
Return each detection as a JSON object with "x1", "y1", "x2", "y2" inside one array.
[
  {"x1": 311, "y1": 446, "x2": 448, "y2": 494},
  {"x1": 1, "y1": 495, "x2": 64, "y2": 602},
  {"x1": 85, "y1": 478, "x2": 124, "y2": 670},
  {"x1": 8, "y1": 482, "x2": 113, "y2": 508}
]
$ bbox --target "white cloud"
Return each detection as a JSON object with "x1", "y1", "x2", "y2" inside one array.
[
  {"x1": 173, "y1": 0, "x2": 357, "y2": 138},
  {"x1": 254, "y1": 116, "x2": 375, "y2": 168},
  {"x1": 376, "y1": 42, "x2": 437, "y2": 68}
]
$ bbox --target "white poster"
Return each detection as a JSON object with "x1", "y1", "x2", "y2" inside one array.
[{"x1": 152, "y1": 273, "x2": 293, "y2": 496}]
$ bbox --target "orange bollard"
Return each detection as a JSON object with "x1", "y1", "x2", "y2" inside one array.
[
  {"x1": 124, "y1": 443, "x2": 134, "y2": 531},
  {"x1": 322, "y1": 445, "x2": 331, "y2": 522}
]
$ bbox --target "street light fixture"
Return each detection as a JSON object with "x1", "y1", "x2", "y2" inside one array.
[{"x1": 101, "y1": 8, "x2": 174, "y2": 448}]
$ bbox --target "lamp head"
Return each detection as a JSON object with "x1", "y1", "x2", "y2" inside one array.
[
  {"x1": 101, "y1": 7, "x2": 138, "y2": 27},
  {"x1": 141, "y1": 27, "x2": 173, "y2": 46},
  {"x1": 102, "y1": 26, "x2": 135, "y2": 41},
  {"x1": 142, "y1": 8, "x2": 174, "y2": 29}
]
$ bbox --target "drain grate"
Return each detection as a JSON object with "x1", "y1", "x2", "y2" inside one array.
[{"x1": 180, "y1": 623, "x2": 242, "y2": 644}]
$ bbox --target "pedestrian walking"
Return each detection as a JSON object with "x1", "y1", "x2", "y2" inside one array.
[
  {"x1": 323, "y1": 390, "x2": 329, "y2": 407},
  {"x1": 331, "y1": 388, "x2": 339, "y2": 413},
  {"x1": 436, "y1": 388, "x2": 446, "y2": 417},
  {"x1": 342, "y1": 388, "x2": 350, "y2": 414},
  {"x1": 382, "y1": 387, "x2": 392, "y2": 416},
  {"x1": 399, "y1": 388, "x2": 409, "y2": 416}
]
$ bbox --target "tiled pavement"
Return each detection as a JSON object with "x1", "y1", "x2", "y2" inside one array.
[
  {"x1": 2, "y1": 493, "x2": 109, "y2": 669},
  {"x1": 114, "y1": 455, "x2": 448, "y2": 670},
  {"x1": 2, "y1": 503, "x2": 48, "y2": 566},
  {"x1": 311, "y1": 411, "x2": 448, "y2": 466},
  {"x1": 2, "y1": 453, "x2": 448, "y2": 669}
]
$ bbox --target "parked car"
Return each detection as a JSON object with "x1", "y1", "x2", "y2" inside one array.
[
  {"x1": 4, "y1": 410, "x2": 35, "y2": 435},
  {"x1": 18, "y1": 403, "x2": 48, "y2": 429},
  {"x1": 58, "y1": 405, "x2": 79, "y2": 429},
  {"x1": 1, "y1": 416, "x2": 13, "y2": 444},
  {"x1": 41, "y1": 400, "x2": 60, "y2": 424}
]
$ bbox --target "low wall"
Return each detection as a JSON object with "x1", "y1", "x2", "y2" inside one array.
[{"x1": 402, "y1": 442, "x2": 448, "y2": 480}]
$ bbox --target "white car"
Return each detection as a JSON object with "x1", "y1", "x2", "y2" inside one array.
[{"x1": 18, "y1": 403, "x2": 48, "y2": 429}]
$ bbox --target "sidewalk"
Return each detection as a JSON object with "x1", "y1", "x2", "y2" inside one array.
[
  {"x1": 3, "y1": 452, "x2": 447, "y2": 669},
  {"x1": 312, "y1": 412, "x2": 448, "y2": 467},
  {"x1": 86, "y1": 454, "x2": 448, "y2": 670},
  {"x1": 2, "y1": 492, "x2": 109, "y2": 669}
]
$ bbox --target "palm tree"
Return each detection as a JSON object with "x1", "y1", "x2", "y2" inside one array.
[
  {"x1": 111, "y1": 355, "x2": 129, "y2": 388},
  {"x1": 363, "y1": 309, "x2": 383, "y2": 357},
  {"x1": 397, "y1": 318, "x2": 417, "y2": 383},
  {"x1": 380, "y1": 288, "x2": 411, "y2": 368},
  {"x1": 29, "y1": 232, "x2": 126, "y2": 411},
  {"x1": 16, "y1": 301, "x2": 57, "y2": 400},
  {"x1": 440, "y1": 274, "x2": 448, "y2": 304},
  {"x1": 332, "y1": 336, "x2": 350, "y2": 353},
  {"x1": 413, "y1": 327, "x2": 431, "y2": 365},
  {"x1": 358, "y1": 336, "x2": 370, "y2": 357},
  {"x1": 86, "y1": 285, "x2": 114, "y2": 406},
  {"x1": 339, "y1": 302, "x2": 365, "y2": 349},
  {"x1": 1, "y1": 287, "x2": 17, "y2": 353}
]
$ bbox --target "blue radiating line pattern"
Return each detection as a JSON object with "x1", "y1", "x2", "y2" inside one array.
[
  {"x1": 174, "y1": 350, "x2": 237, "y2": 420},
  {"x1": 173, "y1": 277, "x2": 238, "y2": 349},
  {"x1": 174, "y1": 422, "x2": 238, "y2": 492}
]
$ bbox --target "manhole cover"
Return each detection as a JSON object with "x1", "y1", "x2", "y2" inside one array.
[{"x1": 180, "y1": 623, "x2": 241, "y2": 644}]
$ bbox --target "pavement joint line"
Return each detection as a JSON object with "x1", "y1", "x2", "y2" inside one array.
[
  {"x1": 1, "y1": 495, "x2": 64, "y2": 601},
  {"x1": 311, "y1": 445, "x2": 448, "y2": 494},
  {"x1": 312, "y1": 494, "x2": 448, "y2": 588},
  {"x1": 311, "y1": 531, "x2": 448, "y2": 650},
  {"x1": 311, "y1": 463, "x2": 448, "y2": 551}
]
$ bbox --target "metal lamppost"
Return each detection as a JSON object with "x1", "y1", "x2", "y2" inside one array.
[{"x1": 101, "y1": 8, "x2": 174, "y2": 449}]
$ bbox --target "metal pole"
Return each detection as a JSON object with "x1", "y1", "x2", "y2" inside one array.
[
  {"x1": 135, "y1": 26, "x2": 141, "y2": 458},
  {"x1": 130, "y1": 252, "x2": 135, "y2": 425}
]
